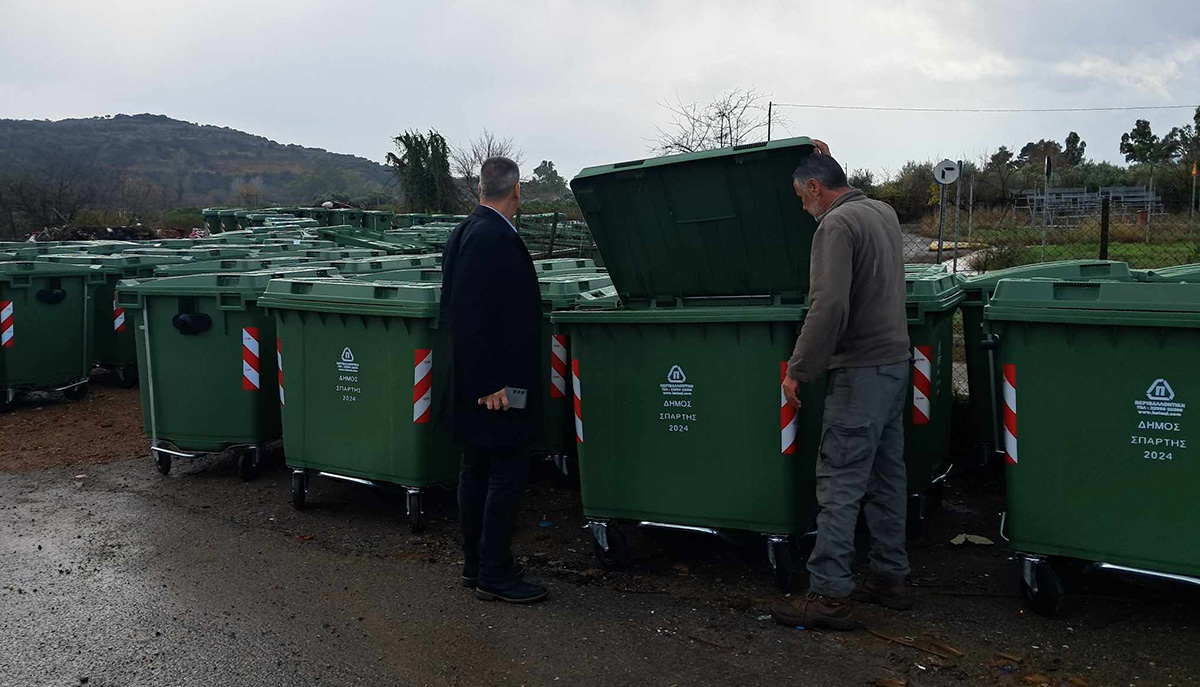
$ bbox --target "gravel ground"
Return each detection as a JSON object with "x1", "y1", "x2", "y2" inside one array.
[{"x1": 1, "y1": 381, "x2": 1198, "y2": 686}]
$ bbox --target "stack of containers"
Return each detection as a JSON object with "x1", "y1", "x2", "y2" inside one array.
[
  {"x1": 984, "y1": 278, "x2": 1200, "y2": 615},
  {"x1": 260, "y1": 277, "x2": 454, "y2": 532},
  {"x1": 551, "y1": 137, "x2": 822, "y2": 589},
  {"x1": 202, "y1": 208, "x2": 224, "y2": 233},
  {"x1": 116, "y1": 266, "x2": 340, "y2": 479},
  {"x1": 361, "y1": 210, "x2": 395, "y2": 232},
  {"x1": 218, "y1": 209, "x2": 243, "y2": 233},
  {"x1": 957, "y1": 261, "x2": 1134, "y2": 464},
  {"x1": 0, "y1": 261, "x2": 106, "y2": 406}
]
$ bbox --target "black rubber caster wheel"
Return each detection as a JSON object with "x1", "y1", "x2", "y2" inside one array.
[
  {"x1": 769, "y1": 539, "x2": 796, "y2": 593},
  {"x1": 406, "y1": 491, "x2": 424, "y2": 533},
  {"x1": 154, "y1": 453, "x2": 172, "y2": 476},
  {"x1": 237, "y1": 448, "x2": 261, "y2": 482},
  {"x1": 117, "y1": 366, "x2": 139, "y2": 389},
  {"x1": 291, "y1": 471, "x2": 308, "y2": 510},
  {"x1": 591, "y1": 524, "x2": 629, "y2": 568},
  {"x1": 63, "y1": 383, "x2": 89, "y2": 402},
  {"x1": 1021, "y1": 558, "x2": 1066, "y2": 617}
]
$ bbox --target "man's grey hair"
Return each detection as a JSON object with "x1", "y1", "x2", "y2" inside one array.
[
  {"x1": 480, "y1": 156, "x2": 520, "y2": 200},
  {"x1": 792, "y1": 153, "x2": 849, "y2": 190}
]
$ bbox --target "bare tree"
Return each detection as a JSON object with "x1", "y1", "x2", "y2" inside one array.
[
  {"x1": 650, "y1": 88, "x2": 782, "y2": 155},
  {"x1": 450, "y1": 130, "x2": 525, "y2": 193}
]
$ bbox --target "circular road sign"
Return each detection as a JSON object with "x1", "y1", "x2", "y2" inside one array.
[{"x1": 934, "y1": 159, "x2": 960, "y2": 185}]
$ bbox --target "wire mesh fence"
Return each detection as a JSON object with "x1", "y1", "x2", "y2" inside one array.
[{"x1": 518, "y1": 202, "x2": 1200, "y2": 399}]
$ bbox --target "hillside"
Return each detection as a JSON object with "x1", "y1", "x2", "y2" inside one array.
[{"x1": 0, "y1": 114, "x2": 392, "y2": 206}]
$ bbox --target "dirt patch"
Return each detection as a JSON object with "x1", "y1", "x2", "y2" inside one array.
[{"x1": 0, "y1": 381, "x2": 145, "y2": 472}]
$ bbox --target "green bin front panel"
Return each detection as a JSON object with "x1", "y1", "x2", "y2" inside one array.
[
  {"x1": 959, "y1": 260, "x2": 1133, "y2": 458},
  {"x1": 0, "y1": 271, "x2": 97, "y2": 390},
  {"x1": 987, "y1": 279, "x2": 1200, "y2": 577},
  {"x1": 274, "y1": 308, "x2": 457, "y2": 487},
  {"x1": 557, "y1": 307, "x2": 822, "y2": 535},
  {"x1": 126, "y1": 297, "x2": 283, "y2": 453}
]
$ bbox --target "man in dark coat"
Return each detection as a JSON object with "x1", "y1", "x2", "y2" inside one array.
[{"x1": 440, "y1": 156, "x2": 547, "y2": 603}]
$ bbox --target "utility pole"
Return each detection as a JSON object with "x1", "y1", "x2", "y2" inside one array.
[
  {"x1": 1041, "y1": 155, "x2": 1052, "y2": 262},
  {"x1": 967, "y1": 173, "x2": 976, "y2": 240},
  {"x1": 767, "y1": 102, "x2": 772, "y2": 142}
]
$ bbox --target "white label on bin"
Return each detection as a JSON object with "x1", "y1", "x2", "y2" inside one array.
[
  {"x1": 659, "y1": 364, "x2": 696, "y2": 433},
  {"x1": 1131, "y1": 378, "x2": 1187, "y2": 462},
  {"x1": 336, "y1": 346, "x2": 362, "y2": 402}
]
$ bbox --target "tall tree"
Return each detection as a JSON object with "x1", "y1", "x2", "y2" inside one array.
[
  {"x1": 1063, "y1": 132, "x2": 1087, "y2": 166},
  {"x1": 386, "y1": 130, "x2": 458, "y2": 213},
  {"x1": 650, "y1": 88, "x2": 779, "y2": 155},
  {"x1": 523, "y1": 160, "x2": 570, "y2": 200},
  {"x1": 1119, "y1": 119, "x2": 1181, "y2": 166},
  {"x1": 450, "y1": 130, "x2": 524, "y2": 196}
]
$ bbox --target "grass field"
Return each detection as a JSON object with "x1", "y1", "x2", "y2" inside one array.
[{"x1": 1012, "y1": 242, "x2": 1199, "y2": 268}]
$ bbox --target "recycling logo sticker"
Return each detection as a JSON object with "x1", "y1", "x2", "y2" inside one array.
[
  {"x1": 1135, "y1": 378, "x2": 1185, "y2": 418},
  {"x1": 660, "y1": 365, "x2": 694, "y2": 396},
  {"x1": 337, "y1": 346, "x2": 360, "y2": 373}
]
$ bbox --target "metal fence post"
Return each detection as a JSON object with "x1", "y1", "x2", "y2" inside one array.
[
  {"x1": 547, "y1": 212, "x2": 560, "y2": 259},
  {"x1": 1099, "y1": 197, "x2": 1110, "y2": 261}
]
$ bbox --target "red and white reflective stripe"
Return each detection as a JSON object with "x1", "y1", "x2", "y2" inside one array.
[
  {"x1": 276, "y1": 337, "x2": 285, "y2": 406},
  {"x1": 549, "y1": 334, "x2": 568, "y2": 399},
  {"x1": 912, "y1": 345, "x2": 932, "y2": 426},
  {"x1": 112, "y1": 297, "x2": 126, "y2": 333},
  {"x1": 1003, "y1": 364, "x2": 1018, "y2": 465},
  {"x1": 0, "y1": 300, "x2": 12, "y2": 348},
  {"x1": 571, "y1": 358, "x2": 583, "y2": 443},
  {"x1": 241, "y1": 327, "x2": 260, "y2": 390},
  {"x1": 413, "y1": 349, "x2": 432, "y2": 423},
  {"x1": 780, "y1": 362, "x2": 797, "y2": 454}
]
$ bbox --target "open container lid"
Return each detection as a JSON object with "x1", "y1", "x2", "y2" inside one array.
[
  {"x1": 570, "y1": 136, "x2": 818, "y2": 307},
  {"x1": 984, "y1": 278, "x2": 1200, "y2": 328},
  {"x1": 259, "y1": 277, "x2": 440, "y2": 317}
]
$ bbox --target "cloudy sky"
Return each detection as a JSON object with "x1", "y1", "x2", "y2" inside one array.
[{"x1": 2, "y1": 0, "x2": 1197, "y2": 179}]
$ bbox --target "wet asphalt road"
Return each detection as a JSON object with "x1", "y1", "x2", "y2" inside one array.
[
  {"x1": 4, "y1": 441, "x2": 1200, "y2": 686},
  {"x1": 0, "y1": 462, "x2": 858, "y2": 687}
]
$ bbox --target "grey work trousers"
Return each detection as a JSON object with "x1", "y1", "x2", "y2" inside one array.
[{"x1": 806, "y1": 361, "x2": 911, "y2": 598}]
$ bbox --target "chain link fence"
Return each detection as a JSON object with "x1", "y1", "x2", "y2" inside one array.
[{"x1": 519, "y1": 200, "x2": 1200, "y2": 399}]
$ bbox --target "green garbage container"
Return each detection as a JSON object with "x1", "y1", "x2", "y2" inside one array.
[
  {"x1": 533, "y1": 258, "x2": 601, "y2": 277},
  {"x1": 535, "y1": 274, "x2": 613, "y2": 478},
  {"x1": 115, "y1": 266, "x2": 340, "y2": 479},
  {"x1": 958, "y1": 260, "x2": 1133, "y2": 464},
  {"x1": 330, "y1": 209, "x2": 364, "y2": 228},
  {"x1": 905, "y1": 263, "x2": 947, "y2": 276},
  {"x1": 1137, "y1": 263, "x2": 1200, "y2": 282},
  {"x1": 202, "y1": 208, "x2": 224, "y2": 233},
  {"x1": 217, "y1": 209, "x2": 243, "y2": 233},
  {"x1": 299, "y1": 248, "x2": 386, "y2": 260},
  {"x1": 125, "y1": 247, "x2": 255, "y2": 261},
  {"x1": 154, "y1": 257, "x2": 320, "y2": 277},
  {"x1": 12, "y1": 245, "x2": 91, "y2": 259},
  {"x1": 902, "y1": 272, "x2": 964, "y2": 537},
  {"x1": 576, "y1": 285, "x2": 619, "y2": 309},
  {"x1": 0, "y1": 261, "x2": 105, "y2": 405},
  {"x1": 327, "y1": 255, "x2": 443, "y2": 281},
  {"x1": 40, "y1": 254, "x2": 194, "y2": 386},
  {"x1": 259, "y1": 277, "x2": 455, "y2": 531},
  {"x1": 361, "y1": 210, "x2": 395, "y2": 231},
  {"x1": 553, "y1": 136, "x2": 822, "y2": 588},
  {"x1": 985, "y1": 278, "x2": 1200, "y2": 615}
]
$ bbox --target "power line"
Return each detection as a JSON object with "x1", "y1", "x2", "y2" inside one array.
[{"x1": 771, "y1": 103, "x2": 1197, "y2": 114}]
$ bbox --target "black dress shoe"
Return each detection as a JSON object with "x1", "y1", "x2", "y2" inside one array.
[
  {"x1": 475, "y1": 579, "x2": 548, "y2": 604},
  {"x1": 462, "y1": 563, "x2": 524, "y2": 589}
]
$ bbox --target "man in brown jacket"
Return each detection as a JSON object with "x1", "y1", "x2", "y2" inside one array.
[{"x1": 772, "y1": 150, "x2": 912, "y2": 631}]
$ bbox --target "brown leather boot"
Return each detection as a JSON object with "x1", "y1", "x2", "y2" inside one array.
[
  {"x1": 771, "y1": 591, "x2": 857, "y2": 630},
  {"x1": 851, "y1": 574, "x2": 912, "y2": 610}
]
